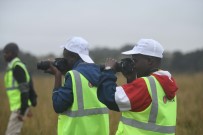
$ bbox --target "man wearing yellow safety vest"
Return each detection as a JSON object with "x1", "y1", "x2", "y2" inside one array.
[
  {"x1": 47, "y1": 37, "x2": 109, "y2": 135},
  {"x1": 97, "y1": 39, "x2": 178, "y2": 135},
  {"x1": 3, "y1": 43, "x2": 34, "y2": 135}
]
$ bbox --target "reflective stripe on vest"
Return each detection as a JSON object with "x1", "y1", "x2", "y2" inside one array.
[
  {"x1": 121, "y1": 76, "x2": 175, "y2": 133},
  {"x1": 6, "y1": 87, "x2": 19, "y2": 91},
  {"x1": 62, "y1": 70, "x2": 108, "y2": 117}
]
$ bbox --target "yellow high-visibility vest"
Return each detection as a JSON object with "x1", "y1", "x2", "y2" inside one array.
[
  {"x1": 58, "y1": 70, "x2": 109, "y2": 135},
  {"x1": 117, "y1": 76, "x2": 177, "y2": 135},
  {"x1": 4, "y1": 57, "x2": 31, "y2": 111}
]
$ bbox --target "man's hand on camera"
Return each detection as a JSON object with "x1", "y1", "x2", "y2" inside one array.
[
  {"x1": 105, "y1": 58, "x2": 117, "y2": 71},
  {"x1": 45, "y1": 60, "x2": 63, "y2": 89},
  {"x1": 44, "y1": 60, "x2": 60, "y2": 75}
]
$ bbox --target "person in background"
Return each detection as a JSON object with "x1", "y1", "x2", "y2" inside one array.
[
  {"x1": 97, "y1": 39, "x2": 178, "y2": 135},
  {"x1": 47, "y1": 37, "x2": 109, "y2": 135},
  {"x1": 3, "y1": 43, "x2": 33, "y2": 135}
]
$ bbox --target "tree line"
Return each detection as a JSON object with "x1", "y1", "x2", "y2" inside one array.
[{"x1": 0, "y1": 45, "x2": 203, "y2": 74}]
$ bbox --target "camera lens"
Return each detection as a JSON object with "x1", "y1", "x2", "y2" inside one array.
[
  {"x1": 115, "y1": 58, "x2": 135, "y2": 74},
  {"x1": 37, "y1": 61, "x2": 50, "y2": 70}
]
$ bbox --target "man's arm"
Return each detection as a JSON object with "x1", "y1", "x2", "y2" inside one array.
[
  {"x1": 98, "y1": 69, "x2": 152, "y2": 112},
  {"x1": 13, "y1": 65, "x2": 29, "y2": 116},
  {"x1": 52, "y1": 73, "x2": 73, "y2": 113},
  {"x1": 46, "y1": 63, "x2": 74, "y2": 113},
  {"x1": 97, "y1": 70, "x2": 120, "y2": 111}
]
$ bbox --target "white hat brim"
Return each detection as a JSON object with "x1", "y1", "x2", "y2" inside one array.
[
  {"x1": 122, "y1": 49, "x2": 139, "y2": 55},
  {"x1": 79, "y1": 54, "x2": 94, "y2": 63}
]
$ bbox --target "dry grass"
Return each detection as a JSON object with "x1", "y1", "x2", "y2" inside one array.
[
  {"x1": 175, "y1": 73, "x2": 203, "y2": 134},
  {"x1": 0, "y1": 72, "x2": 203, "y2": 135}
]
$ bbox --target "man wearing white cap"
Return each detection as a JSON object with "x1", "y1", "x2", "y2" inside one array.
[
  {"x1": 97, "y1": 39, "x2": 178, "y2": 135},
  {"x1": 48, "y1": 37, "x2": 109, "y2": 135}
]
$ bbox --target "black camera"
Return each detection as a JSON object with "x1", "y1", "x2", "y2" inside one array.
[
  {"x1": 100, "y1": 58, "x2": 135, "y2": 74},
  {"x1": 115, "y1": 58, "x2": 135, "y2": 74},
  {"x1": 37, "y1": 58, "x2": 68, "y2": 73}
]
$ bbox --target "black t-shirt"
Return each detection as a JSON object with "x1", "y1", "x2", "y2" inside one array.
[{"x1": 13, "y1": 65, "x2": 27, "y2": 83}]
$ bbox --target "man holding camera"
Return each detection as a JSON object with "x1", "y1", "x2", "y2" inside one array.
[
  {"x1": 47, "y1": 37, "x2": 109, "y2": 135},
  {"x1": 97, "y1": 39, "x2": 178, "y2": 135},
  {"x1": 3, "y1": 43, "x2": 34, "y2": 135}
]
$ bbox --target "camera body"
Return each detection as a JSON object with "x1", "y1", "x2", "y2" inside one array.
[
  {"x1": 37, "y1": 58, "x2": 68, "y2": 73},
  {"x1": 115, "y1": 58, "x2": 135, "y2": 74}
]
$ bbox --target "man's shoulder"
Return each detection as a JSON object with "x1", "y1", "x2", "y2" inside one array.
[{"x1": 76, "y1": 63, "x2": 100, "y2": 73}]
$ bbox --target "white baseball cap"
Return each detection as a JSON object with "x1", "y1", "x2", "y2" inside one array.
[
  {"x1": 61, "y1": 37, "x2": 94, "y2": 63},
  {"x1": 122, "y1": 39, "x2": 164, "y2": 58}
]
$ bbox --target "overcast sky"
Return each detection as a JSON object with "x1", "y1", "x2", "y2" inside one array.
[{"x1": 0, "y1": 0, "x2": 203, "y2": 56}]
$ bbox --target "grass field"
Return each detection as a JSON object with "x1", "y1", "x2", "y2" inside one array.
[{"x1": 0, "y1": 73, "x2": 203, "y2": 135}]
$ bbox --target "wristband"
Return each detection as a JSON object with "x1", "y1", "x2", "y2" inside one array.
[{"x1": 105, "y1": 66, "x2": 112, "y2": 70}]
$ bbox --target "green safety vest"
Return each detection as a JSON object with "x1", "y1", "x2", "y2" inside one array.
[
  {"x1": 4, "y1": 57, "x2": 31, "y2": 111},
  {"x1": 117, "y1": 76, "x2": 177, "y2": 135},
  {"x1": 58, "y1": 70, "x2": 109, "y2": 135}
]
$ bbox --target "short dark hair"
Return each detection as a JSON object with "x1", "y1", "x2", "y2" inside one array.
[{"x1": 3, "y1": 43, "x2": 19, "y2": 55}]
